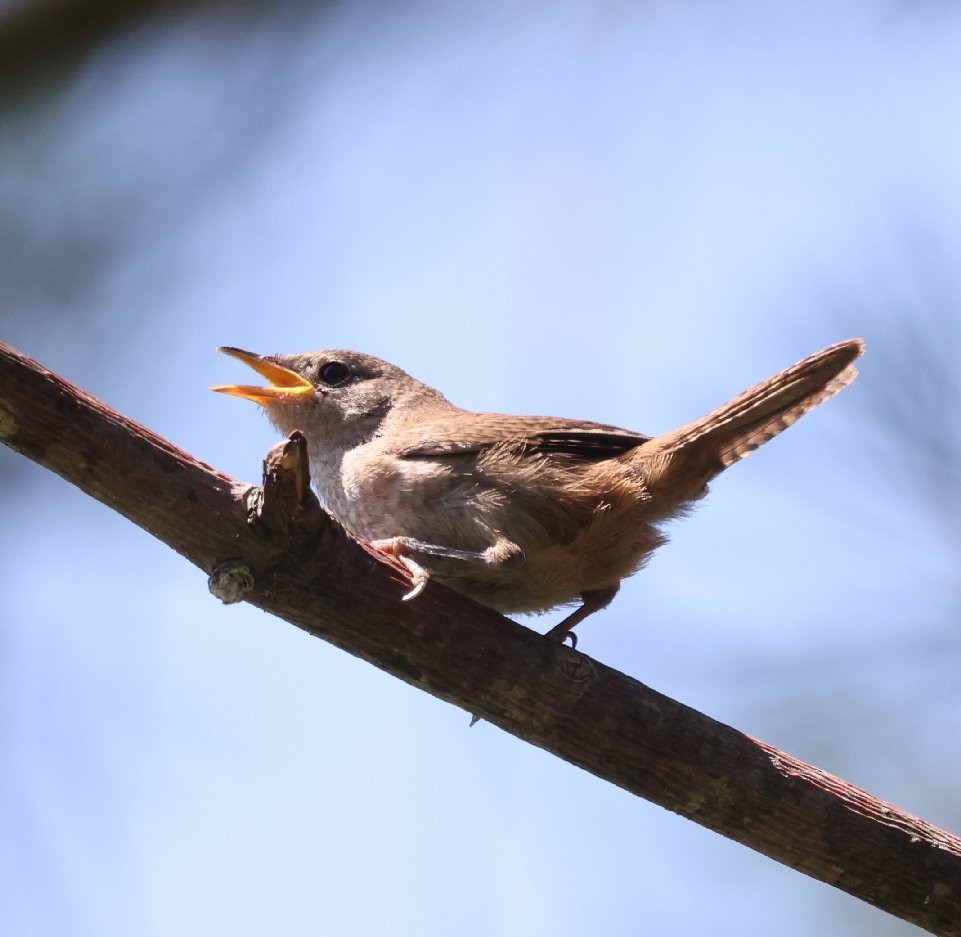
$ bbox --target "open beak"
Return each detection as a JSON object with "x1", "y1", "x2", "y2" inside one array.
[{"x1": 211, "y1": 347, "x2": 314, "y2": 404}]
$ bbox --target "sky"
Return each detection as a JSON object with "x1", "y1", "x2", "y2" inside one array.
[{"x1": 2, "y1": 1, "x2": 961, "y2": 935}]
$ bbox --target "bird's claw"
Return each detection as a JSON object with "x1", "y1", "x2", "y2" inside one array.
[
  {"x1": 402, "y1": 576, "x2": 428, "y2": 601},
  {"x1": 372, "y1": 544, "x2": 430, "y2": 601}
]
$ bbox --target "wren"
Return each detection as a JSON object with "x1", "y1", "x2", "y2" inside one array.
[{"x1": 213, "y1": 339, "x2": 863, "y2": 642}]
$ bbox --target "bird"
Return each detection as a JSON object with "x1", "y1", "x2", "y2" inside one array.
[{"x1": 212, "y1": 338, "x2": 863, "y2": 643}]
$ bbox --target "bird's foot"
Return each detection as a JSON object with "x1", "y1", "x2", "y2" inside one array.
[
  {"x1": 543, "y1": 586, "x2": 620, "y2": 647},
  {"x1": 370, "y1": 538, "x2": 435, "y2": 600}
]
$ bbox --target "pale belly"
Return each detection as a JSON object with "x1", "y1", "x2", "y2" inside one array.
[{"x1": 311, "y1": 440, "x2": 669, "y2": 616}]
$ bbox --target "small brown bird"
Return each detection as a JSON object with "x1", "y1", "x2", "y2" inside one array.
[{"x1": 213, "y1": 339, "x2": 863, "y2": 642}]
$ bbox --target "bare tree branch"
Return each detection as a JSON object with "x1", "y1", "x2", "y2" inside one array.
[{"x1": 1, "y1": 340, "x2": 959, "y2": 935}]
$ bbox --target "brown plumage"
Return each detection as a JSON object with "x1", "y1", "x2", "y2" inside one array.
[{"x1": 213, "y1": 339, "x2": 864, "y2": 641}]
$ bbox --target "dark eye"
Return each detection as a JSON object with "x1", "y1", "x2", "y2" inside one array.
[{"x1": 318, "y1": 360, "x2": 351, "y2": 386}]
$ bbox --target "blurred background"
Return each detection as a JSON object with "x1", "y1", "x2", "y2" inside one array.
[{"x1": 2, "y1": 1, "x2": 960, "y2": 934}]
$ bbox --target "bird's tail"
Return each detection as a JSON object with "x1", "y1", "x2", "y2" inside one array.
[{"x1": 640, "y1": 338, "x2": 864, "y2": 499}]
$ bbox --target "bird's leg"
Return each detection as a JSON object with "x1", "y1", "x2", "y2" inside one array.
[
  {"x1": 370, "y1": 536, "x2": 520, "y2": 601},
  {"x1": 372, "y1": 536, "x2": 493, "y2": 563},
  {"x1": 543, "y1": 586, "x2": 620, "y2": 647}
]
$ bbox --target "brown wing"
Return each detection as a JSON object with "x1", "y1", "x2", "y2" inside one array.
[{"x1": 393, "y1": 413, "x2": 649, "y2": 462}]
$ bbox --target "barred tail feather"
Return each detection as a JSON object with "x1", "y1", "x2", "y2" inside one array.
[{"x1": 643, "y1": 339, "x2": 864, "y2": 495}]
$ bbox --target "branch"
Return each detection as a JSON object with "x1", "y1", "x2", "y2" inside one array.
[{"x1": 2, "y1": 340, "x2": 959, "y2": 935}]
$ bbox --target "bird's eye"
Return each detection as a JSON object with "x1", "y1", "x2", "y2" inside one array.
[{"x1": 318, "y1": 361, "x2": 351, "y2": 386}]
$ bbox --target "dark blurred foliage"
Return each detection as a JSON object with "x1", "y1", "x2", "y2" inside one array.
[
  {"x1": 847, "y1": 240, "x2": 961, "y2": 551},
  {"x1": 0, "y1": 0, "x2": 313, "y2": 331},
  {"x1": 746, "y1": 226, "x2": 961, "y2": 831},
  {"x1": 804, "y1": 220, "x2": 961, "y2": 561},
  {"x1": 0, "y1": 0, "x2": 265, "y2": 95}
]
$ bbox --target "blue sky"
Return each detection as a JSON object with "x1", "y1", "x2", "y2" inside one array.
[{"x1": 2, "y1": 2, "x2": 960, "y2": 935}]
